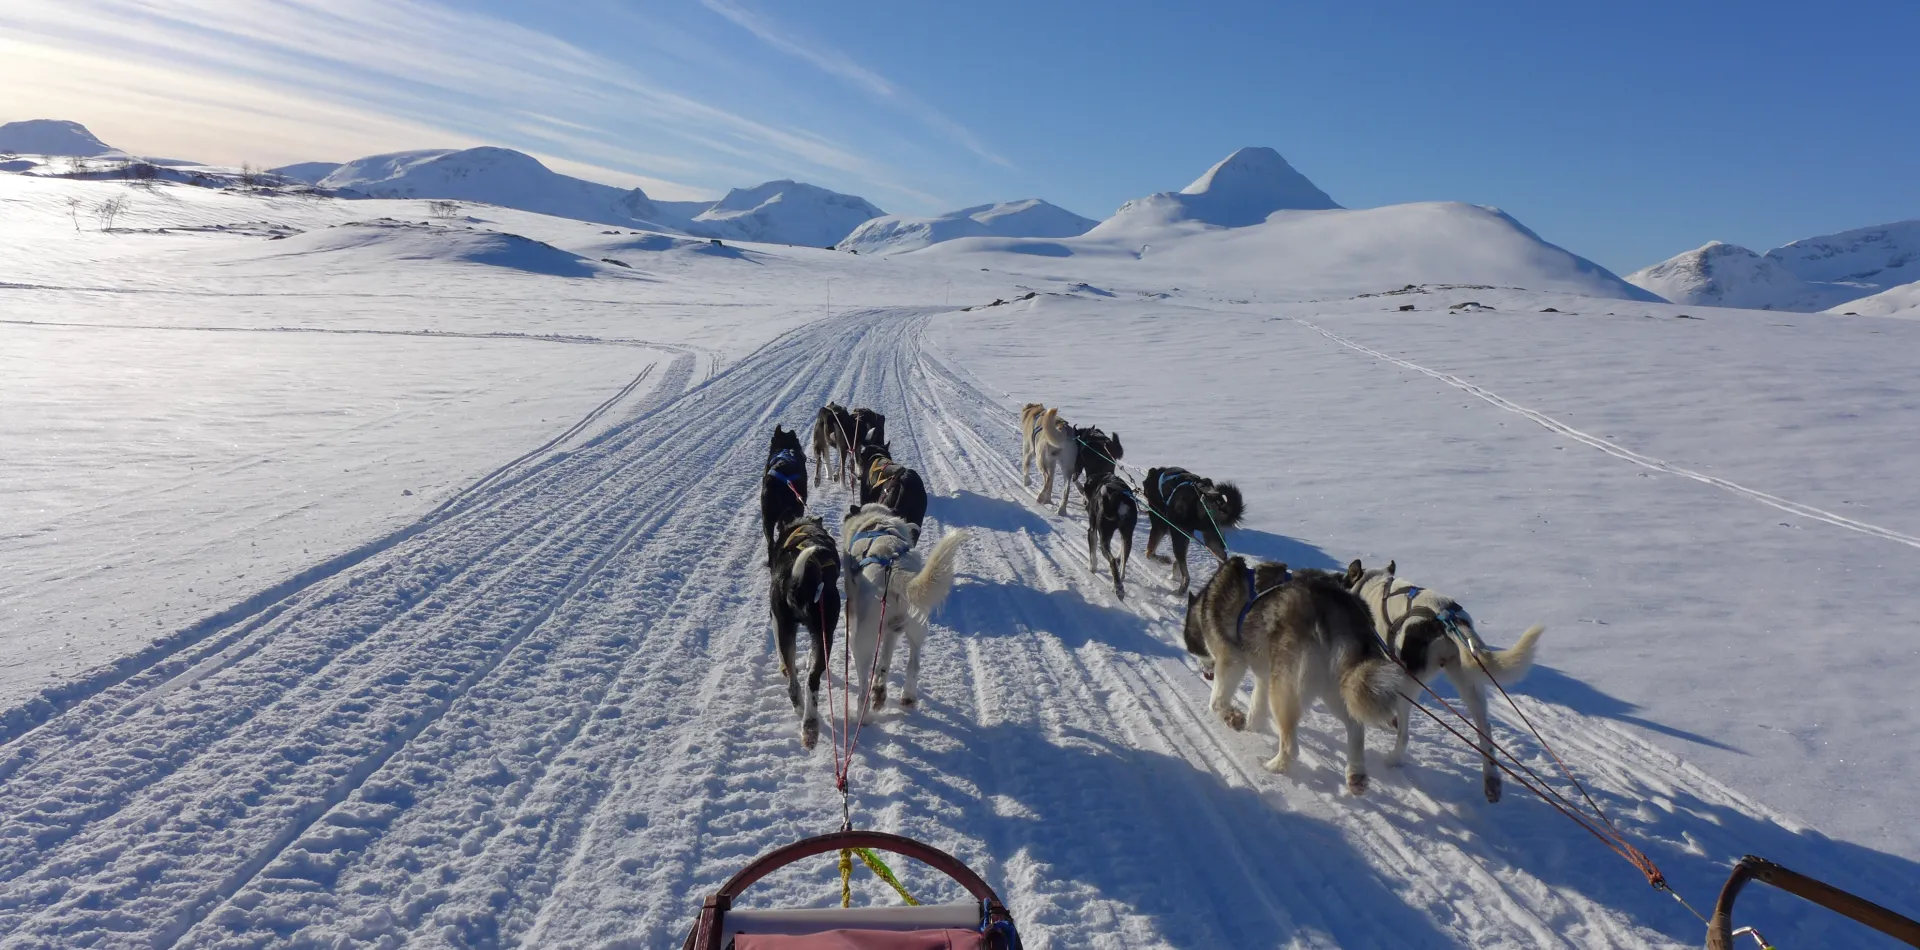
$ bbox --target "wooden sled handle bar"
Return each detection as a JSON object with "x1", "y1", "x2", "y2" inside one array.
[
  {"x1": 684, "y1": 831, "x2": 1012, "y2": 950},
  {"x1": 1706, "y1": 854, "x2": 1920, "y2": 949}
]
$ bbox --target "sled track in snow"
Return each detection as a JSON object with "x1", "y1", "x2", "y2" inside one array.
[
  {"x1": 1295, "y1": 317, "x2": 1920, "y2": 551},
  {"x1": 0, "y1": 308, "x2": 1902, "y2": 949}
]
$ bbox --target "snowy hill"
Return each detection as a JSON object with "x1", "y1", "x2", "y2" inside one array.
[
  {"x1": 1624, "y1": 241, "x2": 1850, "y2": 311},
  {"x1": 691, "y1": 179, "x2": 884, "y2": 247},
  {"x1": 1093, "y1": 145, "x2": 1341, "y2": 232},
  {"x1": 268, "y1": 161, "x2": 343, "y2": 185},
  {"x1": 837, "y1": 198, "x2": 1097, "y2": 255},
  {"x1": 1830, "y1": 279, "x2": 1920, "y2": 317},
  {"x1": 317, "y1": 147, "x2": 669, "y2": 229},
  {"x1": 0, "y1": 119, "x2": 120, "y2": 157},
  {"x1": 1627, "y1": 220, "x2": 1920, "y2": 312}
]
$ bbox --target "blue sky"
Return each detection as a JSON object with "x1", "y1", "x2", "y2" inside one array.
[{"x1": 3, "y1": 0, "x2": 1915, "y2": 272}]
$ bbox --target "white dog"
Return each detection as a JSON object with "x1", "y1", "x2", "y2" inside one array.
[
  {"x1": 1018, "y1": 403, "x2": 1079, "y2": 515},
  {"x1": 1349, "y1": 560, "x2": 1544, "y2": 803},
  {"x1": 840, "y1": 504, "x2": 968, "y2": 717}
]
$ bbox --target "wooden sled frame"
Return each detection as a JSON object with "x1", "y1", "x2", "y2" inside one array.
[
  {"x1": 683, "y1": 830, "x2": 1017, "y2": 950},
  {"x1": 1706, "y1": 854, "x2": 1920, "y2": 949}
]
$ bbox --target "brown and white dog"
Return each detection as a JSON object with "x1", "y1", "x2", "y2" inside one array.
[{"x1": 1019, "y1": 403, "x2": 1080, "y2": 515}]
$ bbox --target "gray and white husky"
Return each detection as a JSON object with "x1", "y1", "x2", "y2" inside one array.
[
  {"x1": 1184, "y1": 558, "x2": 1408, "y2": 795},
  {"x1": 1349, "y1": 560, "x2": 1544, "y2": 802},
  {"x1": 840, "y1": 504, "x2": 968, "y2": 717}
]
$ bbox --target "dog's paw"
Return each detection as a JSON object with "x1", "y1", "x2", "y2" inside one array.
[
  {"x1": 871, "y1": 686, "x2": 887, "y2": 707},
  {"x1": 778, "y1": 662, "x2": 790, "y2": 678},
  {"x1": 899, "y1": 695, "x2": 917, "y2": 709},
  {"x1": 801, "y1": 718, "x2": 820, "y2": 750},
  {"x1": 1220, "y1": 706, "x2": 1247, "y2": 731},
  {"x1": 1384, "y1": 750, "x2": 1404, "y2": 769},
  {"x1": 1484, "y1": 773, "x2": 1502, "y2": 803},
  {"x1": 1263, "y1": 754, "x2": 1293, "y2": 774},
  {"x1": 1347, "y1": 772, "x2": 1370, "y2": 796}
]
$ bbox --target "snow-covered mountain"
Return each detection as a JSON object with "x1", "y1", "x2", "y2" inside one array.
[
  {"x1": 915, "y1": 148, "x2": 1651, "y2": 301},
  {"x1": 837, "y1": 199, "x2": 1097, "y2": 255},
  {"x1": 1627, "y1": 221, "x2": 1920, "y2": 312},
  {"x1": 0, "y1": 119, "x2": 120, "y2": 157},
  {"x1": 317, "y1": 147, "x2": 669, "y2": 229},
  {"x1": 1092, "y1": 146, "x2": 1340, "y2": 232},
  {"x1": 310, "y1": 148, "x2": 883, "y2": 246},
  {"x1": 690, "y1": 179, "x2": 884, "y2": 248},
  {"x1": 269, "y1": 161, "x2": 343, "y2": 185}
]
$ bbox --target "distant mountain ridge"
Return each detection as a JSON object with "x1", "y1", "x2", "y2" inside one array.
[
  {"x1": 1627, "y1": 221, "x2": 1920, "y2": 312},
  {"x1": 839, "y1": 199, "x2": 1098, "y2": 255},
  {"x1": 0, "y1": 119, "x2": 120, "y2": 157}
]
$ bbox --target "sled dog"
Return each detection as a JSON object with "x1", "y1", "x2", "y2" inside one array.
[
  {"x1": 852, "y1": 407, "x2": 887, "y2": 449},
  {"x1": 812, "y1": 403, "x2": 857, "y2": 488},
  {"x1": 1184, "y1": 558, "x2": 1407, "y2": 795},
  {"x1": 855, "y1": 440, "x2": 929, "y2": 528},
  {"x1": 1019, "y1": 404, "x2": 1080, "y2": 514},
  {"x1": 1348, "y1": 561, "x2": 1544, "y2": 802},
  {"x1": 768, "y1": 515, "x2": 839, "y2": 749},
  {"x1": 1143, "y1": 466, "x2": 1245, "y2": 593},
  {"x1": 760, "y1": 426, "x2": 809, "y2": 564},
  {"x1": 840, "y1": 504, "x2": 967, "y2": 716},
  {"x1": 1071, "y1": 425, "x2": 1123, "y2": 495},
  {"x1": 1086, "y1": 474, "x2": 1138, "y2": 599}
]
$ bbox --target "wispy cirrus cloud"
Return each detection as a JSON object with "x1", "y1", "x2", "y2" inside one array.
[
  {"x1": 698, "y1": 0, "x2": 1013, "y2": 170},
  {"x1": 0, "y1": 0, "x2": 957, "y2": 206}
]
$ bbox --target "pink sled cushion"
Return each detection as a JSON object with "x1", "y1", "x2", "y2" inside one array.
[{"x1": 734, "y1": 928, "x2": 987, "y2": 950}]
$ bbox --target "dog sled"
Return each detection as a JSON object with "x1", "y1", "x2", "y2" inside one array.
[{"x1": 681, "y1": 830, "x2": 1021, "y2": 950}]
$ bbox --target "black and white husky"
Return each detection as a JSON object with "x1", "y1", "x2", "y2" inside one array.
[
  {"x1": 768, "y1": 515, "x2": 840, "y2": 749},
  {"x1": 811, "y1": 403, "x2": 857, "y2": 488},
  {"x1": 856, "y1": 440, "x2": 929, "y2": 527},
  {"x1": 1019, "y1": 403, "x2": 1079, "y2": 515},
  {"x1": 1086, "y1": 474, "x2": 1137, "y2": 599},
  {"x1": 840, "y1": 504, "x2": 967, "y2": 716},
  {"x1": 1348, "y1": 561, "x2": 1544, "y2": 802},
  {"x1": 1143, "y1": 466, "x2": 1245, "y2": 593},
  {"x1": 1071, "y1": 425, "x2": 1123, "y2": 496},
  {"x1": 1184, "y1": 558, "x2": 1408, "y2": 795},
  {"x1": 852, "y1": 407, "x2": 887, "y2": 448},
  {"x1": 760, "y1": 426, "x2": 809, "y2": 565}
]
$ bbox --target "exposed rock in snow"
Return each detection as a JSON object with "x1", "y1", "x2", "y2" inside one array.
[{"x1": 838, "y1": 199, "x2": 1096, "y2": 255}]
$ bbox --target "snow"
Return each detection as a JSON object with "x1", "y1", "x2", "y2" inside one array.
[
  {"x1": 0, "y1": 119, "x2": 119, "y2": 157},
  {"x1": 1627, "y1": 220, "x2": 1920, "y2": 312},
  {"x1": 838, "y1": 199, "x2": 1097, "y2": 255},
  {"x1": 266, "y1": 161, "x2": 343, "y2": 185},
  {"x1": 1094, "y1": 145, "x2": 1341, "y2": 231},
  {"x1": 1830, "y1": 279, "x2": 1920, "y2": 316},
  {"x1": 692, "y1": 179, "x2": 886, "y2": 248},
  {"x1": 4, "y1": 150, "x2": 1919, "y2": 949},
  {"x1": 319, "y1": 146, "x2": 671, "y2": 231}
]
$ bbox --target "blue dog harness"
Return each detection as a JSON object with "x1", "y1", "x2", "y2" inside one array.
[
  {"x1": 849, "y1": 526, "x2": 912, "y2": 570},
  {"x1": 1234, "y1": 563, "x2": 1292, "y2": 642}
]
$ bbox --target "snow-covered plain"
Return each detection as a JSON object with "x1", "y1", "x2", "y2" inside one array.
[{"x1": 3, "y1": 158, "x2": 1917, "y2": 949}]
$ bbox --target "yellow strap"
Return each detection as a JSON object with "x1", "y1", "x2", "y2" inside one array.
[
  {"x1": 839, "y1": 848, "x2": 853, "y2": 908},
  {"x1": 855, "y1": 848, "x2": 921, "y2": 906}
]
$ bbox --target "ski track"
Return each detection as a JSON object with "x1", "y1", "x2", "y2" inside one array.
[
  {"x1": 1292, "y1": 316, "x2": 1920, "y2": 551},
  {"x1": 0, "y1": 308, "x2": 1900, "y2": 949}
]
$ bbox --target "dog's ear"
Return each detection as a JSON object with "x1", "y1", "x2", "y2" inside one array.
[
  {"x1": 846, "y1": 504, "x2": 860, "y2": 519},
  {"x1": 1345, "y1": 559, "x2": 1364, "y2": 587},
  {"x1": 1385, "y1": 559, "x2": 1396, "y2": 576}
]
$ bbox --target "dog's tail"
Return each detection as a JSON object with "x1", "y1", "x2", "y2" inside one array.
[
  {"x1": 907, "y1": 530, "x2": 969, "y2": 617},
  {"x1": 1207, "y1": 481, "x2": 1246, "y2": 528},
  {"x1": 1474, "y1": 625, "x2": 1545, "y2": 684},
  {"x1": 1341, "y1": 656, "x2": 1408, "y2": 728}
]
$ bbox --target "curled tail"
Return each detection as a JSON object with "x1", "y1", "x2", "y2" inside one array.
[
  {"x1": 907, "y1": 530, "x2": 969, "y2": 617},
  {"x1": 1341, "y1": 657, "x2": 1408, "y2": 728},
  {"x1": 1475, "y1": 625, "x2": 1544, "y2": 684},
  {"x1": 1208, "y1": 481, "x2": 1246, "y2": 528}
]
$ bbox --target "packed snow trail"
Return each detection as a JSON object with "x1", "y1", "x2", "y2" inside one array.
[{"x1": 0, "y1": 309, "x2": 1909, "y2": 949}]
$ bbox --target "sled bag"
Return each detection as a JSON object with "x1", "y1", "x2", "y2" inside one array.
[{"x1": 734, "y1": 928, "x2": 988, "y2": 950}]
